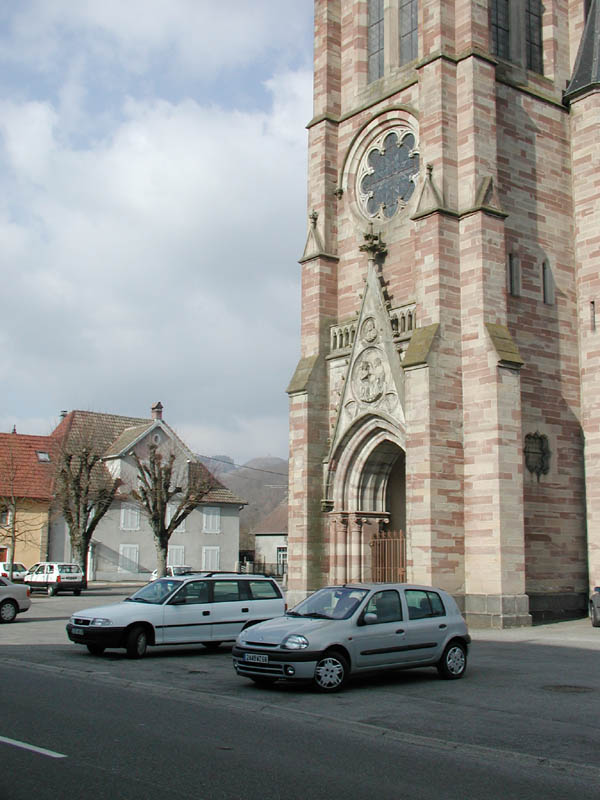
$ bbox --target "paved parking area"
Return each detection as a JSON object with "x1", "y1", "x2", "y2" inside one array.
[{"x1": 2, "y1": 584, "x2": 600, "y2": 773}]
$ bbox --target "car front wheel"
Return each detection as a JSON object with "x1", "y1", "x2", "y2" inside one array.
[
  {"x1": 591, "y1": 603, "x2": 600, "y2": 628},
  {"x1": 0, "y1": 600, "x2": 18, "y2": 623},
  {"x1": 126, "y1": 625, "x2": 148, "y2": 659},
  {"x1": 437, "y1": 641, "x2": 467, "y2": 679},
  {"x1": 313, "y1": 651, "x2": 349, "y2": 692}
]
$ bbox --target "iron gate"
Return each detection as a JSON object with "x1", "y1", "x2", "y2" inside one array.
[{"x1": 370, "y1": 529, "x2": 406, "y2": 583}]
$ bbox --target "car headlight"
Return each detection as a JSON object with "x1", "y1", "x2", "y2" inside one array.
[
  {"x1": 282, "y1": 634, "x2": 309, "y2": 650},
  {"x1": 90, "y1": 618, "x2": 113, "y2": 626}
]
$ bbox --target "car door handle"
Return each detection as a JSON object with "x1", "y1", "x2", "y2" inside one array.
[
  {"x1": 396, "y1": 629, "x2": 405, "y2": 634},
  {"x1": 439, "y1": 623, "x2": 447, "y2": 629},
  {"x1": 202, "y1": 610, "x2": 210, "y2": 616},
  {"x1": 241, "y1": 608, "x2": 249, "y2": 613}
]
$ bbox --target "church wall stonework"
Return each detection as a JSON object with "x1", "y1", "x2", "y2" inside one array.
[{"x1": 288, "y1": 0, "x2": 595, "y2": 623}]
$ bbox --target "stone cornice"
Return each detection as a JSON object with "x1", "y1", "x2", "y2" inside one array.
[{"x1": 307, "y1": 91, "x2": 419, "y2": 130}]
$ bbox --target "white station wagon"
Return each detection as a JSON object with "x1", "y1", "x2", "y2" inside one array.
[
  {"x1": 67, "y1": 573, "x2": 285, "y2": 658},
  {"x1": 233, "y1": 583, "x2": 471, "y2": 692}
]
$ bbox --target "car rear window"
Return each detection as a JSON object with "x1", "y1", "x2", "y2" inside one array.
[
  {"x1": 247, "y1": 580, "x2": 281, "y2": 600},
  {"x1": 405, "y1": 589, "x2": 446, "y2": 619},
  {"x1": 58, "y1": 565, "x2": 82, "y2": 574},
  {"x1": 213, "y1": 581, "x2": 240, "y2": 603}
]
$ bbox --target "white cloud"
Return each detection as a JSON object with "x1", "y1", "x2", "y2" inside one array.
[
  {"x1": 2, "y1": 0, "x2": 312, "y2": 81},
  {"x1": 0, "y1": 4, "x2": 313, "y2": 465}
]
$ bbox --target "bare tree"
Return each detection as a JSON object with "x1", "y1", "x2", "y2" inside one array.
[
  {"x1": 54, "y1": 438, "x2": 120, "y2": 581},
  {"x1": 0, "y1": 442, "x2": 43, "y2": 580},
  {"x1": 130, "y1": 445, "x2": 217, "y2": 578}
]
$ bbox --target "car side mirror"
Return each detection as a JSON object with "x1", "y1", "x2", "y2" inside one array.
[{"x1": 363, "y1": 612, "x2": 377, "y2": 625}]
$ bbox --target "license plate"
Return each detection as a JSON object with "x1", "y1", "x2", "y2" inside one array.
[
  {"x1": 61, "y1": 577, "x2": 77, "y2": 581},
  {"x1": 71, "y1": 627, "x2": 84, "y2": 636},
  {"x1": 244, "y1": 653, "x2": 268, "y2": 664}
]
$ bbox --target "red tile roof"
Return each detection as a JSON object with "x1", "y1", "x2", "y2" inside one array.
[
  {"x1": 0, "y1": 409, "x2": 246, "y2": 507},
  {"x1": 0, "y1": 433, "x2": 55, "y2": 501}
]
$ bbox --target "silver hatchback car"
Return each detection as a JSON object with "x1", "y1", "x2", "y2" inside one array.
[{"x1": 233, "y1": 583, "x2": 471, "y2": 692}]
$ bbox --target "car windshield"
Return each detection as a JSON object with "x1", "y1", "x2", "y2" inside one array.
[
  {"x1": 289, "y1": 587, "x2": 369, "y2": 620},
  {"x1": 126, "y1": 579, "x2": 182, "y2": 604}
]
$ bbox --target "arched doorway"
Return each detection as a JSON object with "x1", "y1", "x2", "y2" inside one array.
[
  {"x1": 326, "y1": 417, "x2": 406, "y2": 583},
  {"x1": 360, "y1": 441, "x2": 406, "y2": 582}
]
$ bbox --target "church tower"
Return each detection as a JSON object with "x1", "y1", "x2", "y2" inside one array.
[{"x1": 288, "y1": 0, "x2": 594, "y2": 627}]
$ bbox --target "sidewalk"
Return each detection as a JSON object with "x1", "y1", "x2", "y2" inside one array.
[{"x1": 471, "y1": 616, "x2": 600, "y2": 649}]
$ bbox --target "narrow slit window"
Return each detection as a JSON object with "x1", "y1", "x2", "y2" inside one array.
[
  {"x1": 542, "y1": 261, "x2": 555, "y2": 305},
  {"x1": 490, "y1": 0, "x2": 510, "y2": 60},
  {"x1": 507, "y1": 254, "x2": 521, "y2": 297},
  {"x1": 368, "y1": 0, "x2": 384, "y2": 83},
  {"x1": 591, "y1": 301, "x2": 596, "y2": 332},
  {"x1": 399, "y1": 0, "x2": 418, "y2": 66},
  {"x1": 526, "y1": 0, "x2": 543, "y2": 74}
]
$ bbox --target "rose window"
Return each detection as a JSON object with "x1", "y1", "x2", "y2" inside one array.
[{"x1": 358, "y1": 128, "x2": 419, "y2": 220}]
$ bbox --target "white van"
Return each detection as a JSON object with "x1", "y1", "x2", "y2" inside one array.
[{"x1": 25, "y1": 562, "x2": 85, "y2": 596}]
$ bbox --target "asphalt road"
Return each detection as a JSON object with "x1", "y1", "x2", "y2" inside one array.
[{"x1": 1, "y1": 586, "x2": 599, "y2": 800}]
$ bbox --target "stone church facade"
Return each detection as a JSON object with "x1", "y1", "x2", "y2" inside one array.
[{"x1": 287, "y1": 0, "x2": 600, "y2": 626}]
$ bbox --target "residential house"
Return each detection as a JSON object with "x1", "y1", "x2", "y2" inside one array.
[
  {"x1": 48, "y1": 403, "x2": 245, "y2": 580},
  {"x1": 252, "y1": 500, "x2": 288, "y2": 579},
  {"x1": 0, "y1": 431, "x2": 54, "y2": 568}
]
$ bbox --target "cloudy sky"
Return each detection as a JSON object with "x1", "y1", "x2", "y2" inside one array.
[{"x1": 0, "y1": 1, "x2": 314, "y2": 465}]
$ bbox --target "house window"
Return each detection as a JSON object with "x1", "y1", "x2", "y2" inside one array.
[
  {"x1": 118, "y1": 544, "x2": 139, "y2": 573},
  {"x1": 202, "y1": 506, "x2": 221, "y2": 534},
  {"x1": 542, "y1": 261, "x2": 554, "y2": 305},
  {"x1": 399, "y1": 0, "x2": 418, "y2": 65},
  {"x1": 168, "y1": 545, "x2": 185, "y2": 566},
  {"x1": 202, "y1": 546, "x2": 220, "y2": 571},
  {"x1": 0, "y1": 507, "x2": 10, "y2": 526},
  {"x1": 507, "y1": 254, "x2": 521, "y2": 297},
  {"x1": 368, "y1": 0, "x2": 384, "y2": 83},
  {"x1": 120, "y1": 503, "x2": 140, "y2": 531},
  {"x1": 277, "y1": 547, "x2": 288, "y2": 571},
  {"x1": 166, "y1": 503, "x2": 186, "y2": 533},
  {"x1": 591, "y1": 301, "x2": 596, "y2": 332},
  {"x1": 490, "y1": 0, "x2": 543, "y2": 74},
  {"x1": 36, "y1": 451, "x2": 50, "y2": 462}
]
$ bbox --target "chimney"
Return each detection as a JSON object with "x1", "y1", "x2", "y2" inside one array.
[
  {"x1": 60, "y1": 410, "x2": 68, "y2": 419},
  {"x1": 151, "y1": 401, "x2": 163, "y2": 421}
]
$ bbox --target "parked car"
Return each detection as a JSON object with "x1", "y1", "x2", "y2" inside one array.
[
  {"x1": 590, "y1": 586, "x2": 600, "y2": 627},
  {"x1": 66, "y1": 573, "x2": 286, "y2": 658},
  {"x1": 0, "y1": 562, "x2": 28, "y2": 582},
  {"x1": 24, "y1": 562, "x2": 85, "y2": 596},
  {"x1": 232, "y1": 583, "x2": 471, "y2": 692},
  {"x1": 0, "y1": 577, "x2": 31, "y2": 622},
  {"x1": 150, "y1": 565, "x2": 194, "y2": 580}
]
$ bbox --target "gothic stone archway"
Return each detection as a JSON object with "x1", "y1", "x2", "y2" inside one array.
[{"x1": 326, "y1": 418, "x2": 406, "y2": 584}]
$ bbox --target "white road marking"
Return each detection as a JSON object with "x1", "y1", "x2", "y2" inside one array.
[{"x1": 0, "y1": 735, "x2": 67, "y2": 759}]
